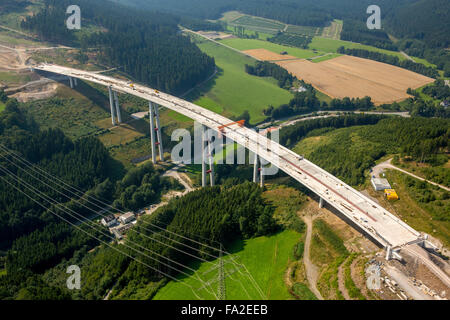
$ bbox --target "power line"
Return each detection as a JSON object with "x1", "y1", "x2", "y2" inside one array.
[
  {"x1": 0, "y1": 145, "x2": 264, "y2": 299},
  {"x1": 0, "y1": 149, "x2": 216, "y2": 265},
  {"x1": 0, "y1": 164, "x2": 217, "y2": 298},
  {"x1": 0, "y1": 144, "x2": 224, "y2": 258}
]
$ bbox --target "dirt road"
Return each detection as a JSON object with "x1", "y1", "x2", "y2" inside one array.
[
  {"x1": 145, "y1": 164, "x2": 195, "y2": 216},
  {"x1": 372, "y1": 158, "x2": 449, "y2": 192},
  {"x1": 337, "y1": 258, "x2": 351, "y2": 300},
  {"x1": 303, "y1": 215, "x2": 324, "y2": 300}
]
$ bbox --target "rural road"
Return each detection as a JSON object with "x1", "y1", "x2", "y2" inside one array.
[
  {"x1": 182, "y1": 28, "x2": 260, "y2": 60},
  {"x1": 258, "y1": 110, "x2": 410, "y2": 130},
  {"x1": 303, "y1": 215, "x2": 324, "y2": 300},
  {"x1": 372, "y1": 158, "x2": 450, "y2": 192}
]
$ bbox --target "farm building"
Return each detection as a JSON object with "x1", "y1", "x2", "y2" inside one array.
[
  {"x1": 119, "y1": 212, "x2": 136, "y2": 224},
  {"x1": 101, "y1": 214, "x2": 118, "y2": 227}
]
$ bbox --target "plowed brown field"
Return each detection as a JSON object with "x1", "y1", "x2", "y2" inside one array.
[{"x1": 274, "y1": 55, "x2": 434, "y2": 104}]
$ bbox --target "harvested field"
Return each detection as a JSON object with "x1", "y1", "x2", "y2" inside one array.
[
  {"x1": 275, "y1": 55, "x2": 434, "y2": 104},
  {"x1": 243, "y1": 48, "x2": 300, "y2": 61}
]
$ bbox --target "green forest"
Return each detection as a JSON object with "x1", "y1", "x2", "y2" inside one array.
[
  {"x1": 283, "y1": 116, "x2": 449, "y2": 185},
  {"x1": 0, "y1": 97, "x2": 179, "y2": 299},
  {"x1": 21, "y1": 0, "x2": 216, "y2": 95}
]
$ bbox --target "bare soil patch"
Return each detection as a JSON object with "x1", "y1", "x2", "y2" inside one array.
[{"x1": 275, "y1": 55, "x2": 434, "y2": 105}]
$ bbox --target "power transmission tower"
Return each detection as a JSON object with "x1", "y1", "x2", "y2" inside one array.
[{"x1": 218, "y1": 244, "x2": 226, "y2": 300}]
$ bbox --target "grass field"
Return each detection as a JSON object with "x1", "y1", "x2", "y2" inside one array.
[
  {"x1": 366, "y1": 170, "x2": 450, "y2": 247},
  {"x1": 153, "y1": 229, "x2": 300, "y2": 300},
  {"x1": 188, "y1": 37, "x2": 293, "y2": 124},
  {"x1": 220, "y1": 38, "x2": 320, "y2": 59},
  {"x1": 0, "y1": 101, "x2": 5, "y2": 112},
  {"x1": 222, "y1": 12, "x2": 285, "y2": 35},
  {"x1": 310, "y1": 53, "x2": 342, "y2": 63},
  {"x1": 24, "y1": 85, "x2": 110, "y2": 139},
  {"x1": 308, "y1": 37, "x2": 432, "y2": 66},
  {"x1": 0, "y1": 71, "x2": 31, "y2": 86}
]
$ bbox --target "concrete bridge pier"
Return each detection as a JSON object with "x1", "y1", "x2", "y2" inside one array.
[
  {"x1": 69, "y1": 77, "x2": 74, "y2": 89},
  {"x1": 108, "y1": 86, "x2": 117, "y2": 126},
  {"x1": 113, "y1": 91, "x2": 122, "y2": 123},
  {"x1": 73, "y1": 78, "x2": 78, "y2": 86},
  {"x1": 253, "y1": 154, "x2": 259, "y2": 183},
  {"x1": 149, "y1": 102, "x2": 164, "y2": 162},
  {"x1": 260, "y1": 166, "x2": 264, "y2": 187},
  {"x1": 201, "y1": 125, "x2": 214, "y2": 187},
  {"x1": 149, "y1": 101, "x2": 156, "y2": 163},
  {"x1": 319, "y1": 197, "x2": 324, "y2": 208},
  {"x1": 154, "y1": 104, "x2": 164, "y2": 162},
  {"x1": 253, "y1": 154, "x2": 265, "y2": 187}
]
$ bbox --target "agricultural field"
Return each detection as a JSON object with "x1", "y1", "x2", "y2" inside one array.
[
  {"x1": 219, "y1": 37, "x2": 320, "y2": 59},
  {"x1": 309, "y1": 37, "x2": 408, "y2": 61},
  {"x1": 187, "y1": 37, "x2": 293, "y2": 124},
  {"x1": 276, "y1": 55, "x2": 434, "y2": 105},
  {"x1": 286, "y1": 25, "x2": 322, "y2": 37},
  {"x1": 222, "y1": 12, "x2": 285, "y2": 35},
  {"x1": 153, "y1": 229, "x2": 301, "y2": 300}
]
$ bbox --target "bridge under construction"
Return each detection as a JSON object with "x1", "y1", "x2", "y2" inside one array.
[{"x1": 34, "y1": 63, "x2": 425, "y2": 259}]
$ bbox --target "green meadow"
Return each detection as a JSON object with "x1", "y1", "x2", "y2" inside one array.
[
  {"x1": 153, "y1": 230, "x2": 300, "y2": 300},
  {"x1": 188, "y1": 38, "x2": 293, "y2": 124},
  {"x1": 219, "y1": 37, "x2": 320, "y2": 59}
]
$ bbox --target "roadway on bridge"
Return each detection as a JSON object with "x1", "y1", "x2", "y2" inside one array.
[{"x1": 34, "y1": 63, "x2": 421, "y2": 250}]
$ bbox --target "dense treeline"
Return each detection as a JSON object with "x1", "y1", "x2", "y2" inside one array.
[
  {"x1": 245, "y1": 61, "x2": 297, "y2": 90},
  {"x1": 112, "y1": 162, "x2": 182, "y2": 211},
  {"x1": 422, "y1": 80, "x2": 450, "y2": 101},
  {"x1": 280, "y1": 114, "x2": 386, "y2": 147},
  {"x1": 337, "y1": 47, "x2": 439, "y2": 78},
  {"x1": 406, "y1": 98, "x2": 450, "y2": 119},
  {"x1": 397, "y1": 43, "x2": 450, "y2": 77},
  {"x1": 263, "y1": 93, "x2": 374, "y2": 120},
  {"x1": 21, "y1": 0, "x2": 216, "y2": 95},
  {"x1": 57, "y1": 182, "x2": 280, "y2": 299},
  {"x1": 267, "y1": 33, "x2": 312, "y2": 49},
  {"x1": 0, "y1": 97, "x2": 184, "y2": 299},
  {"x1": 341, "y1": 19, "x2": 397, "y2": 51},
  {"x1": 327, "y1": 97, "x2": 374, "y2": 111},
  {"x1": 264, "y1": 90, "x2": 320, "y2": 120},
  {"x1": 387, "y1": 0, "x2": 450, "y2": 50},
  {"x1": 0, "y1": 100, "x2": 114, "y2": 247}
]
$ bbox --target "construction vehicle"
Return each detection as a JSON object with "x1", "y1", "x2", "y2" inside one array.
[{"x1": 384, "y1": 189, "x2": 399, "y2": 200}]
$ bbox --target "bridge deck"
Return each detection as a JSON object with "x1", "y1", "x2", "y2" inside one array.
[{"x1": 34, "y1": 64, "x2": 421, "y2": 249}]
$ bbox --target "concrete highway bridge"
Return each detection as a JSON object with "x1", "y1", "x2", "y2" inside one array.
[{"x1": 33, "y1": 63, "x2": 425, "y2": 259}]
